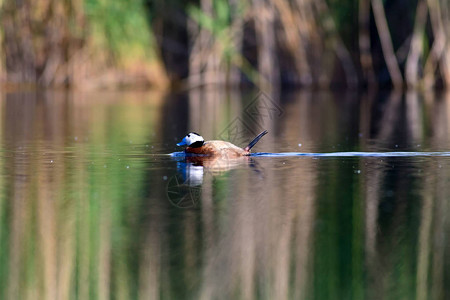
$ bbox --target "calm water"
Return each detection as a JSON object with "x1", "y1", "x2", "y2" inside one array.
[{"x1": 1, "y1": 89, "x2": 450, "y2": 299}]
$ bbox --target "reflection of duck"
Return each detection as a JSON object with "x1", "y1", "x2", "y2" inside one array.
[
  {"x1": 185, "y1": 155, "x2": 250, "y2": 173},
  {"x1": 177, "y1": 130, "x2": 268, "y2": 157},
  {"x1": 177, "y1": 161, "x2": 204, "y2": 186},
  {"x1": 176, "y1": 155, "x2": 256, "y2": 186}
]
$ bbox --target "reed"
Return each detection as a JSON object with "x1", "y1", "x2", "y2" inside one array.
[
  {"x1": 0, "y1": 0, "x2": 449, "y2": 89},
  {"x1": 183, "y1": 0, "x2": 450, "y2": 89}
]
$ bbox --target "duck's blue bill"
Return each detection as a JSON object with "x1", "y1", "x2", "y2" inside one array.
[{"x1": 177, "y1": 137, "x2": 187, "y2": 146}]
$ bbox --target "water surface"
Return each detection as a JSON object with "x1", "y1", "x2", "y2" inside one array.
[{"x1": 1, "y1": 89, "x2": 449, "y2": 299}]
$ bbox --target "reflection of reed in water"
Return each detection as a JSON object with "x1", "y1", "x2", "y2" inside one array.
[
  {"x1": 418, "y1": 91, "x2": 450, "y2": 300},
  {"x1": 361, "y1": 91, "x2": 450, "y2": 299},
  {"x1": 1, "y1": 91, "x2": 164, "y2": 299},
  {"x1": 2, "y1": 90, "x2": 450, "y2": 300},
  {"x1": 184, "y1": 88, "x2": 318, "y2": 300},
  {"x1": 193, "y1": 158, "x2": 317, "y2": 300}
]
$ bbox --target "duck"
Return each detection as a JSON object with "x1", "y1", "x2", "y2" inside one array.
[{"x1": 177, "y1": 130, "x2": 268, "y2": 157}]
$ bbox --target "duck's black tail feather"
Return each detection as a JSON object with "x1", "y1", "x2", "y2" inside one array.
[{"x1": 244, "y1": 130, "x2": 268, "y2": 151}]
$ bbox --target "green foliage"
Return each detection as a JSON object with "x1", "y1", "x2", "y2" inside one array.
[
  {"x1": 85, "y1": 0, "x2": 156, "y2": 63},
  {"x1": 188, "y1": 0, "x2": 248, "y2": 64}
]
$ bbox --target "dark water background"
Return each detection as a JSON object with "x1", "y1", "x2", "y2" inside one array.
[{"x1": 1, "y1": 89, "x2": 449, "y2": 299}]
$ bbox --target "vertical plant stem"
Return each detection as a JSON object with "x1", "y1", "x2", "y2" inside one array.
[
  {"x1": 371, "y1": 0, "x2": 404, "y2": 89},
  {"x1": 405, "y1": 0, "x2": 428, "y2": 88},
  {"x1": 188, "y1": 19, "x2": 202, "y2": 88},
  {"x1": 315, "y1": 0, "x2": 358, "y2": 88},
  {"x1": 252, "y1": 0, "x2": 279, "y2": 89},
  {"x1": 359, "y1": 0, "x2": 377, "y2": 87},
  {"x1": 274, "y1": 0, "x2": 312, "y2": 85},
  {"x1": 439, "y1": 0, "x2": 450, "y2": 86},
  {"x1": 424, "y1": 0, "x2": 445, "y2": 88},
  {"x1": 228, "y1": 0, "x2": 243, "y2": 85}
]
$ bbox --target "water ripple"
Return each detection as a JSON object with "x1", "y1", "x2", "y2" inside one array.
[{"x1": 253, "y1": 152, "x2": 450, "y2": 157}]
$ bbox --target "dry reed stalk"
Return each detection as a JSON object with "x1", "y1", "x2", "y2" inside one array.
[
  {"x1": 252, "y1": 0, "x2": 279, "y2": 88},
  {"x1": 2, "y1": 0, "x2": 36, "y2": 83},
  {"x1": 314, "y1": 0, "x2": 358, "y2": 88},
  {"x1": 188, "y1": 23, "x2": 206, "y2": 88},
  {"x1": 228, "y1": 0, "x2": 244, "y2": 85},
  {"x1": 424, "y1": 0, "x2": 450, "y2": 88},
  {"x1": 273, "y1": 0, "x2": 312, "y2": 85},
  {"x1": 296, "y1": 0, "x2": 326, "y2": 85},
  {"x1": 188, "y1": 0, "x2": 246, "y2": 87},
  {"x1": 359, "y1": 0, "x2": 377, "y2": 87},
  {"x1": 405, "y1": 0, "x2": 428, "y2": 88},
  {"x1": 424, "y1": 0, "x2": 446, "y2": 88},
  {"x1": 1, "y1": 0, "x2": 88, "y2": 86},
  {"x1": 440, "y1": 0, "x2": 450, "y2": 86},
  {"x1": 371, "y1": 0, "x2": 404, "y2": 89}
]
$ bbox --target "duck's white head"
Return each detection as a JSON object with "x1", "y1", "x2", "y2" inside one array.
[{"x1": 177, "y1": 132, "x2": 205, "y2": 147}]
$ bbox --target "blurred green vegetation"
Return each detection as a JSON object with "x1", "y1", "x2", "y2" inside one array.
[
  {"x1": 85, "y1": 0, "x2": 156, "y2": 64},
  {"x1": 0, "y1": 92, "x2": 161, "y2": 299}
]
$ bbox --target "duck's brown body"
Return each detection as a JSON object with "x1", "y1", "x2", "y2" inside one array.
[{"x1": 186, "y1": 141, "x2": 249, "y2": 157}]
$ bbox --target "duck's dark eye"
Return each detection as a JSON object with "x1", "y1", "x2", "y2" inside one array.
[{"x1": 188, "y1": 134, "x2": 191, "y2": 137}]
